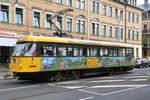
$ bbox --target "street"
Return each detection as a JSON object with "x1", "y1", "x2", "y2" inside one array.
[{"x1": 0, "y1": 68, "x2": 150, "y2": 100}]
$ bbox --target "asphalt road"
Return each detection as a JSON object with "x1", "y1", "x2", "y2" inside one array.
[{"x1": 0, "y1": 68, "x2": 150, "y2": 100}]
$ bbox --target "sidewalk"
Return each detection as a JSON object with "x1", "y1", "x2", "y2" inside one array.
[{"x1": 0, "y1": 64, "x2": 13, "y2": 80}]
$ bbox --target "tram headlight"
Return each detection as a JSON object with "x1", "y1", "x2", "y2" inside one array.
[{"x1": 10, "y1": 59, "x2": 14, "y2": 63}]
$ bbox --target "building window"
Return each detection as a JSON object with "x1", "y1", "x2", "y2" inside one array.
[
  {"x1": 56, "y1": 0, "x2": 63, "y2": 4},
  {"x1": 77, "y1": 0, "x2": 85, "y2": 10},
  {"x1": 115, "y1": 8, "x2": 118, "y2": 19},
  {"x1": 102, "y1": 5, "x2": 106, "y2": 16},
  {"x1": 92, "y1": 22, "x2": 99, "y2": 36},
  {"x1": 136, "y1": 31, "x2": 139, "y2": 40},
  {"x1": 77, "y1": 19, "x2": 85, "y2": 33},
  {"x1": 144, "y1": 24, "x2": 147, "y2": 30},
  {"x1": 102, "y1": 25, "x2": 106, "y2": 36},
  {"x1": 128, "y1": 12, "x2": 131, "y2": 21},
  {"x1": 33, "y1": 11, "x2": 40, "y2": 27},
  {"x1": 109, "y1": 26, "x2": 112, "y2": 37},
  {"x1": 57, "y1": 16, "x2": 63, "y2": 30},
  {"x1": 92, "y1": 1, "x2": 99, "y2": 14},
  {"x1": 120, "y1": 10, "x2": 123, "y2": 20},
  {"x1": 142, "y1": 12, "x2": 147, "y2": 19},
  {"x1": 128, "y1": 30, "x2": 131, "y2": 40},
  {"x1": 67, "y1": 18, "x2": 72, "y2": 32},
  {"x1": 121, "y1": 28, "x2": 124, "y2": 39},
  {"x1": 115, "y1": 27, "x2": 118, "y2": 38},
  {"x1": 15, "y1": 8, "x2": 23, "y2": 24},
  {"x1": 67, "y1": 0, "x2": 72, "y2": 7},
  {"x1": 132, "y1": 30, "x2": 135, "y2": 40},
  {"x1": 0, "y1": 5, "x2": 9, "y2": 23},
  {"x1": 109, "y1": 7, "x2": 113, "y2": 17},
  {"x1": 46, "y1": 14, "x2": 52, "y2": 29},
  {"x1": 132, "y1": 13, "x2": 135, "y2": 23},
  {"x1": 136, "y1": 15, "x2": 139, "y2": 24}
]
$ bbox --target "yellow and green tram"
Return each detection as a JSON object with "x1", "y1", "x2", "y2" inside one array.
[{"x1": 10, "y1": 35, "x2": 135, "y2": 81}]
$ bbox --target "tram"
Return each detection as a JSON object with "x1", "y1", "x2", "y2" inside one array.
[{"x1": 9, "y1": 35, "x2": 135, "y2": 81}]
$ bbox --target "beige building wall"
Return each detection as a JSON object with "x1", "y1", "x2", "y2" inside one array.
[{"x1": 0, "y1": 0, "x2": 143, "y2": 58}]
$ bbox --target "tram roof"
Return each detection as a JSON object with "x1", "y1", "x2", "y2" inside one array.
[{"x1": 17, "y1": 35, "x2": 133, "y2": 48}]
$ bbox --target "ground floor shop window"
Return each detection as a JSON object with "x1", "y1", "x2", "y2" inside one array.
[{"x1": 0, "y1": 47, "x2": 14, "y2": 64}]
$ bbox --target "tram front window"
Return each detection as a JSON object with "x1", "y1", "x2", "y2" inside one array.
[{"x1": 12, "y1": 43, "x2": 37, "y2": 56}]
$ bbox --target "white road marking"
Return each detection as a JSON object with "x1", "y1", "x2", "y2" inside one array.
[
  {"x1": 101, "y1": 85, "x2": 149, "y2": 96},
  {"x1": 77, "y1": 89, "x2": 102, "y2": 96},
  {"x1": 128, "y1": 74, "x2": 141, "y2": 75},
  {"x1": 59, "y1": 86, "x2": 86, "y2": 89},
  {"x1": 54, "y1": 81, "x2": 80, "y2": 84},
  {"x1": 131, "y1": 79, "x2": 148, "y2": 81},
  {"x1": 124, "y1": 76, "x2": 147, "y2": 78},
  {"x1": 89, "y1": 84, "x2": 148, "y2": 88},
  {"x1": 88, "y1": 79, "x2": 126, "y2": 83},
  {"x1": 101, "y1": 77, "x2": 116, "y2": 79},
  {"x1": 79, "y1": 96, "x2": 95, "y2": 100},
  {"x1": 0, "y1": 85, "x2": 40, "y2": 92},
  {"x1": 77, "y1": 85, "x2": 149, "y2": 96}
]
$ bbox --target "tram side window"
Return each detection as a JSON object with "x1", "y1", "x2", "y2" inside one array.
[
  {"x1": 118, "y1": 48, "x2": 126, "y2": 57},
  {"x1": 126, "y1": 48, "x2": 134, "y2": 57},
  {"x1": 37, "y1": 44, "x2": 56, "y2": 56},
  {"x1": 68, "y1": 47, "x2": 74, "y2": 56},
  {"x1": 74, "y1": 47, "x2": 87, "y2": 57},
  {"x1": 88, "y1": 48, "x2": 98, "y2": 56},
  {"x1": 57, "y1": 47, "x2": 67, "y2": 56},
  {"x1": 79, "y1": 48, "x2": 87, "y2": 56},
  {"x1": 100, "y1": 48, "x2": 108, "y2": 56},
  {"x1": 74, "y1": 48, "x2": 79, "y2": 56},
  {"x1": 114, "y1": 49, "x2": 118, "y2": 57},
  {"x1": 109, "y1": 48, "x2": 113, "y2": 56}
]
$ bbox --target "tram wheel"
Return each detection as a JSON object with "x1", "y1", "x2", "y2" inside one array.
[
  {"x1": 54, "y1": 72, "x2": 62, "y2": 82},
  {"x1": 72, "y1": 71, "x2": 80, "y2": 80}
]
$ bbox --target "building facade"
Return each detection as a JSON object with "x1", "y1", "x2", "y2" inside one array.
[
  {"x1": 0, "y1": 0, "x2": 142, "y2": 64},
  {"x1": 139, "y1": 0, "x2": 150, "y2": 59}
]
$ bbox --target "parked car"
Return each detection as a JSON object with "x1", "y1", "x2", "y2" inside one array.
[{"x1": 135, "y1": 58, "x2": 150, "y2": 68}]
